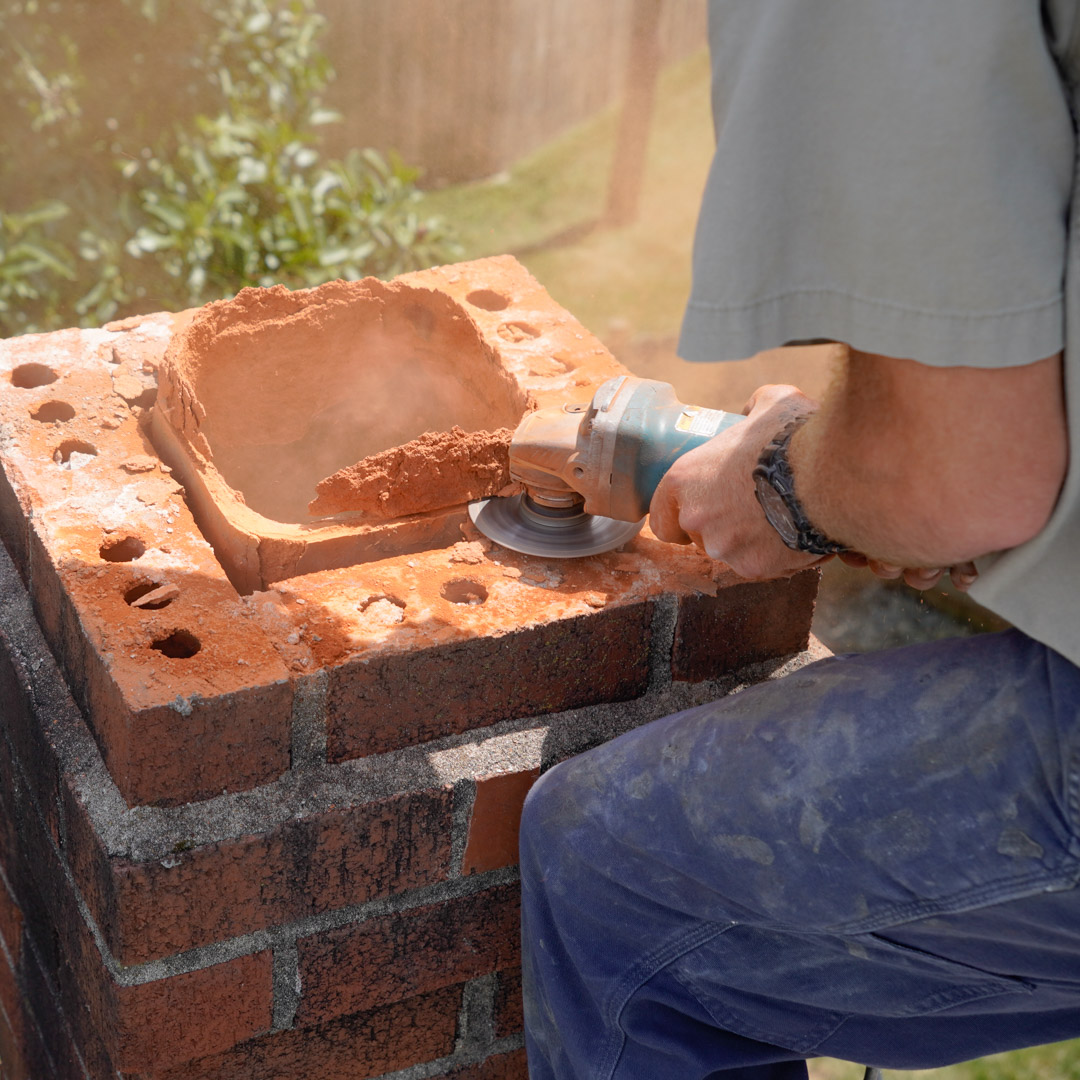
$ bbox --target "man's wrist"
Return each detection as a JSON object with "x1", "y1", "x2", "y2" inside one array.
[{"x1": 752, "y1": 419, "x2": 850, "y2": 555}]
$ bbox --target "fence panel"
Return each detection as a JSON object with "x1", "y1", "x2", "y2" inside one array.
[{"x1": 320, "y1": 0, "x2": 707, "y2": 183}]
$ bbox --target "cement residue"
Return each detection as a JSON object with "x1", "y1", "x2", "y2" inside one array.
[{"x1": 309, "y1": 426, "x2": 518, "y2": 518}]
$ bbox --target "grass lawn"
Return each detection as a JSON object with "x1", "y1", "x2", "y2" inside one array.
[
  {"x1": 419, "y1": 46, "x2": 1080, "y2": 1080},
  {"x1": 423, "y1": 48, "x2": 714, "y2": 341}
]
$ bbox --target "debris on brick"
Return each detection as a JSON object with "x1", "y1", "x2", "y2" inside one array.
[{"x1": 308, "y1": 426, "x2": 518, "y2": 519}]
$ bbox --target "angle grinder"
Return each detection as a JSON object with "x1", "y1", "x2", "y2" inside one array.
[{"x1": 469, "y1": 375, "x2": 744, "y2": 558}]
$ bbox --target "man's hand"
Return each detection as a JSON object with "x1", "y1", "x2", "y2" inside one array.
[
  {"x1": 649, "y1": 384, "x2": 827, "y2": 579},
  {"x1": 838, "y1": 552, "x2": 980, "y2": 592}
]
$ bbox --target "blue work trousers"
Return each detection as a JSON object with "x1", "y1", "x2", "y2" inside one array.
[{"x1": 519, "y1": 630, "x2": 1080, "y2": 1079}]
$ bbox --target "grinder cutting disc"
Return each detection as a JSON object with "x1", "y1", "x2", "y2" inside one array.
[{"x1": 469, "y1": 494, "x2": 644, "y2": 558}]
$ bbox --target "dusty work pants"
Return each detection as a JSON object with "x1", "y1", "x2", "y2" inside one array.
[{"x1": 519, "y1": 629, "x2": 1080, "y2": 1079}]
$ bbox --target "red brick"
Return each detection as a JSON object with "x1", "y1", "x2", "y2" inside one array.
[
  {"x1": 111, "y1": 952, "x2": 272, "y2": 1072},
  {"x1": 0, "y1": 711, "x2": 273, "y2": 1073},
  {"x1": 0, "y1": 993, "x2": 27, "y2": 1080},
  {"x1": 439, "y1": 1049, "x2": 529, "y2": 1079},
  {"x1": 296, "y1": 883, "x2": 520, "y2": 1027},
  {"x1": 0, "y1": 849, "x2": 120, "y2": 1080},
  {"x1": 0, "y1": 462, "x2": 30, "y2": 583},
  {"x1": 143, "y1": 985, "x2": 461, "y2": 1080},
  {"x1": 493, "y1": 968, "x2": 524, "y2": 1039},
  {"x1": 328, "y1": 604, "x2": 654, "y2": 761},
  {"x1": 0, "y1": 605, "x2": 81, "y2": 848},
  {"x1": 463, "y1": 768, "x2": 540, "y2": 875},
  {"x1": 671, "y1": 570, "x2": 819, "y2": 683},
  {"x1": 27, "y1": 528, "x2": 294, "y2": 808},
  {"x1": 0, "y1": 874, "x2": 22, "y2": 971},
  {"x1": 68, "y1": 783, "x2": 454, "y2": 966}
]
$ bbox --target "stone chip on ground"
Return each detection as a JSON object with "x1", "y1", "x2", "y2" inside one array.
[{"x1": 308, "y1": 426, "x2": 518, "y2": 518}]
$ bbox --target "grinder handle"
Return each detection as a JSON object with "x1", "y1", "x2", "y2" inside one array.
[{"x1": 602, "y1": 381, "x2": 745, "y2": 522}]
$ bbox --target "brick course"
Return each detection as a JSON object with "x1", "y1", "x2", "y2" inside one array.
[
  {"x1": 136, "y1": 985, "x2": 462, "y2": 1080},
  {"x1": 295, "y1": 882, "x2": 520, "y2": 1026},
  {"x1": 672, "y1": 570, "x2": 820, "y2": 682},
  {"x1": 327, "y1": 603, "x2": 654, "y2": 761},
  {"x1": 68, "y1": 782, "x2": 455, "y2": 966}
]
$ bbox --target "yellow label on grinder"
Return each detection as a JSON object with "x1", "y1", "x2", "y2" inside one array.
[{"x1": 676, "y1": 408, "x2": 729, "y2": 437}]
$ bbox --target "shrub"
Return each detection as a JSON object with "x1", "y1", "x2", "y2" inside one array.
[{"x1": 0, "y1": 0, "x2": 456, "y2": 336}]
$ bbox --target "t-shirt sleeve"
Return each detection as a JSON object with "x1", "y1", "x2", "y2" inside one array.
[{"x1": 680, "y1": 0, "x2": 1076, "y2": 368}]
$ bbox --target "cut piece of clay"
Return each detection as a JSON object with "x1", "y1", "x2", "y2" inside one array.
[{"x1": 309, "y1": 426, "x2": 518, "y2": 519}]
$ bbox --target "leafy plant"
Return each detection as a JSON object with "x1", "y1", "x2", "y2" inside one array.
[{"x1": 0, "y1": 0, "x2": 456, "y2": 337}]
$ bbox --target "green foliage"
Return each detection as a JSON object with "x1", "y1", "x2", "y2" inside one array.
[{"x1": 0, "y1": 0, "x2": 456, "y2": 337}]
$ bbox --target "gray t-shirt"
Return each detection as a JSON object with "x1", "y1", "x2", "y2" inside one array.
[{"x1": 681, "y1": 0, "x2": 1080, "y2": 666}]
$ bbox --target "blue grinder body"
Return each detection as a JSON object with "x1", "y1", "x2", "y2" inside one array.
[{"x1": 597, "y1": 378, "x2": 746, "y2": 522}]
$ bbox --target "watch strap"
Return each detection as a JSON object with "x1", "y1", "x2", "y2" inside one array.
[{"x1": 752, "y1": 419, "x2": 850, "y2": 556}]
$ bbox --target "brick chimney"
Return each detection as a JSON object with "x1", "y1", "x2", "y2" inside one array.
[{"x1": 0, "y1": 257, "x2": 824, "y2": 1079}]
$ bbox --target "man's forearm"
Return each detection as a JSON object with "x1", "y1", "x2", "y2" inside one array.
[{"x1": 787, "y1": 348, "x2": 1068, "y2": 568}]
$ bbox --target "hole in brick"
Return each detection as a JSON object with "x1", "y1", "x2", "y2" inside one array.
[
  {"x1": 54, "y1": 439, "x2": 98, "y2": 464},
  {"x1": 124, "y1": 581, "x2": 177, "y2": 610},
  {"x1": 100, "y1": 536, "x2": 146, "y2": 563},
  {"x1": 156, "y1": 281, "x2": 529, "y2": 526},
  {"x1": 441, "y1": 578, "x2": 489, "y2": 605},
  {"x1": 466, "y1": 289, "x2": 510, "y2": 312},
  {"x1": 359, "y1": 593, "x2": 406, "y2": 613},
  {"x1": 358, "y1": 593, "x2": 406, "y2": 626},
  {"x1": 150, "y1": 630, "x2": 201, "y2": 659},
  {"x1": 31, "y1": 400, "x2": 76, "y2": 423},
  {"x1": 10, "y1": 363, "x2": 58, "y2": 388},
  {"x1": 498, "y1": 321, "x2": 540, "y2": 342},
  {"x1": 528, "y1": 356, "x2": 573, "y2": 376}
]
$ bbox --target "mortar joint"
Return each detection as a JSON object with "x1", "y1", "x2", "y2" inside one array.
[
  {"x1": 646, "y1": 593, "x2": 678, "y2": 693},
  {"x1": 448, "y1": 776, "x2": 478, "y2": 879},
  {"x1": 271, "y1": 940, "x2": 301, "y2": 1030}
]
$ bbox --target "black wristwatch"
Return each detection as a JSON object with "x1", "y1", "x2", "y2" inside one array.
[{"x1": 752, "y1": 419, "x2": 850, "y2": 555}]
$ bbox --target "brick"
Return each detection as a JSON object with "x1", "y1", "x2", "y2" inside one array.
[
  {"x1": 18, "y1": 925, "x2": 114, "y2": 1080},
  {"x1": 0, "y1": 708, "x2": 274, "y2": 1073},
  {"x1": 0, "y1": 995, "x2": 27, "y2": 1080},
  {"x1": 493, "y1": 968, "x2": 524, "y2": 1039},
  {"x1": 111, "y1": 953, "x2": 273, "y2": 1071},
  {"x1": 463, "y1": 768, "x2": 540, "y2": 875},
  {"x1": 0, "y1": 461, "x2": 30, "y2": 580},
  {"x1": 0, "y1": 874, "x2": 22, "y2": 972},
  {"x1": 439, "y1": 1049, "x2": 529, "y2": 1079},
  {"x1": 0, "y1": 833, "x2": 120, "y2": 1080},
  {"x1": 67, "y1": 782, "x2": 454, "y2": 966},
  {"x1": 671, "y1": 570, "x2": 819, "y2": 682},
  {"x1": 0, "y1": 571, "x2": 88, "y2": 847},
  {"x1": 328, "y1": 603, "x2": 653, "y2": 761},
  {"x1": 26, "y1": 518, "x2": 294, "y2": 809},
  {"x1": 142, "y1": 985, "x2": 461, "y2": 1080},
  {"x1": 296, "y1": 883, "x2": 520, "y2": 1027}
]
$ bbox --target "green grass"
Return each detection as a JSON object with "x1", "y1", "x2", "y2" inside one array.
[
  {"x1": 809, "y1": 1040, "x2": 1080, "y2": 1079},
  {"x1": 422, "y1": 46, "x2": 1080, "y2": 1080},
  {"x1": 423, "y1": 48, "x2": 714, "y2": 339}
]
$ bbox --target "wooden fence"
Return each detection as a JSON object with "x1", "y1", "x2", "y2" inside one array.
[{"x1": 319, "y1": 0, "x2": 706, "y2": 184}]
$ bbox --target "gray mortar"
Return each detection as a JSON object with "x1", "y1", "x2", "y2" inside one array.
[
  {"x1": 271, "y1": 940, "x2": 302, "y2": 1030},
  {"x1": 448, "y1": 778, "x2": 478, "y2": 878},
  {"x1": 644, "y1": 592, "x2": 678, "y2": 693},
  {"x1": 289, "y1": 669, "x2": 329, "y2": 769},
  {"x1": 454, "y1": 973, "x2": 497, "y2": 1055},
  {"x1": 0, "y1": 538, "x2": 827, "y2": 1017}
]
